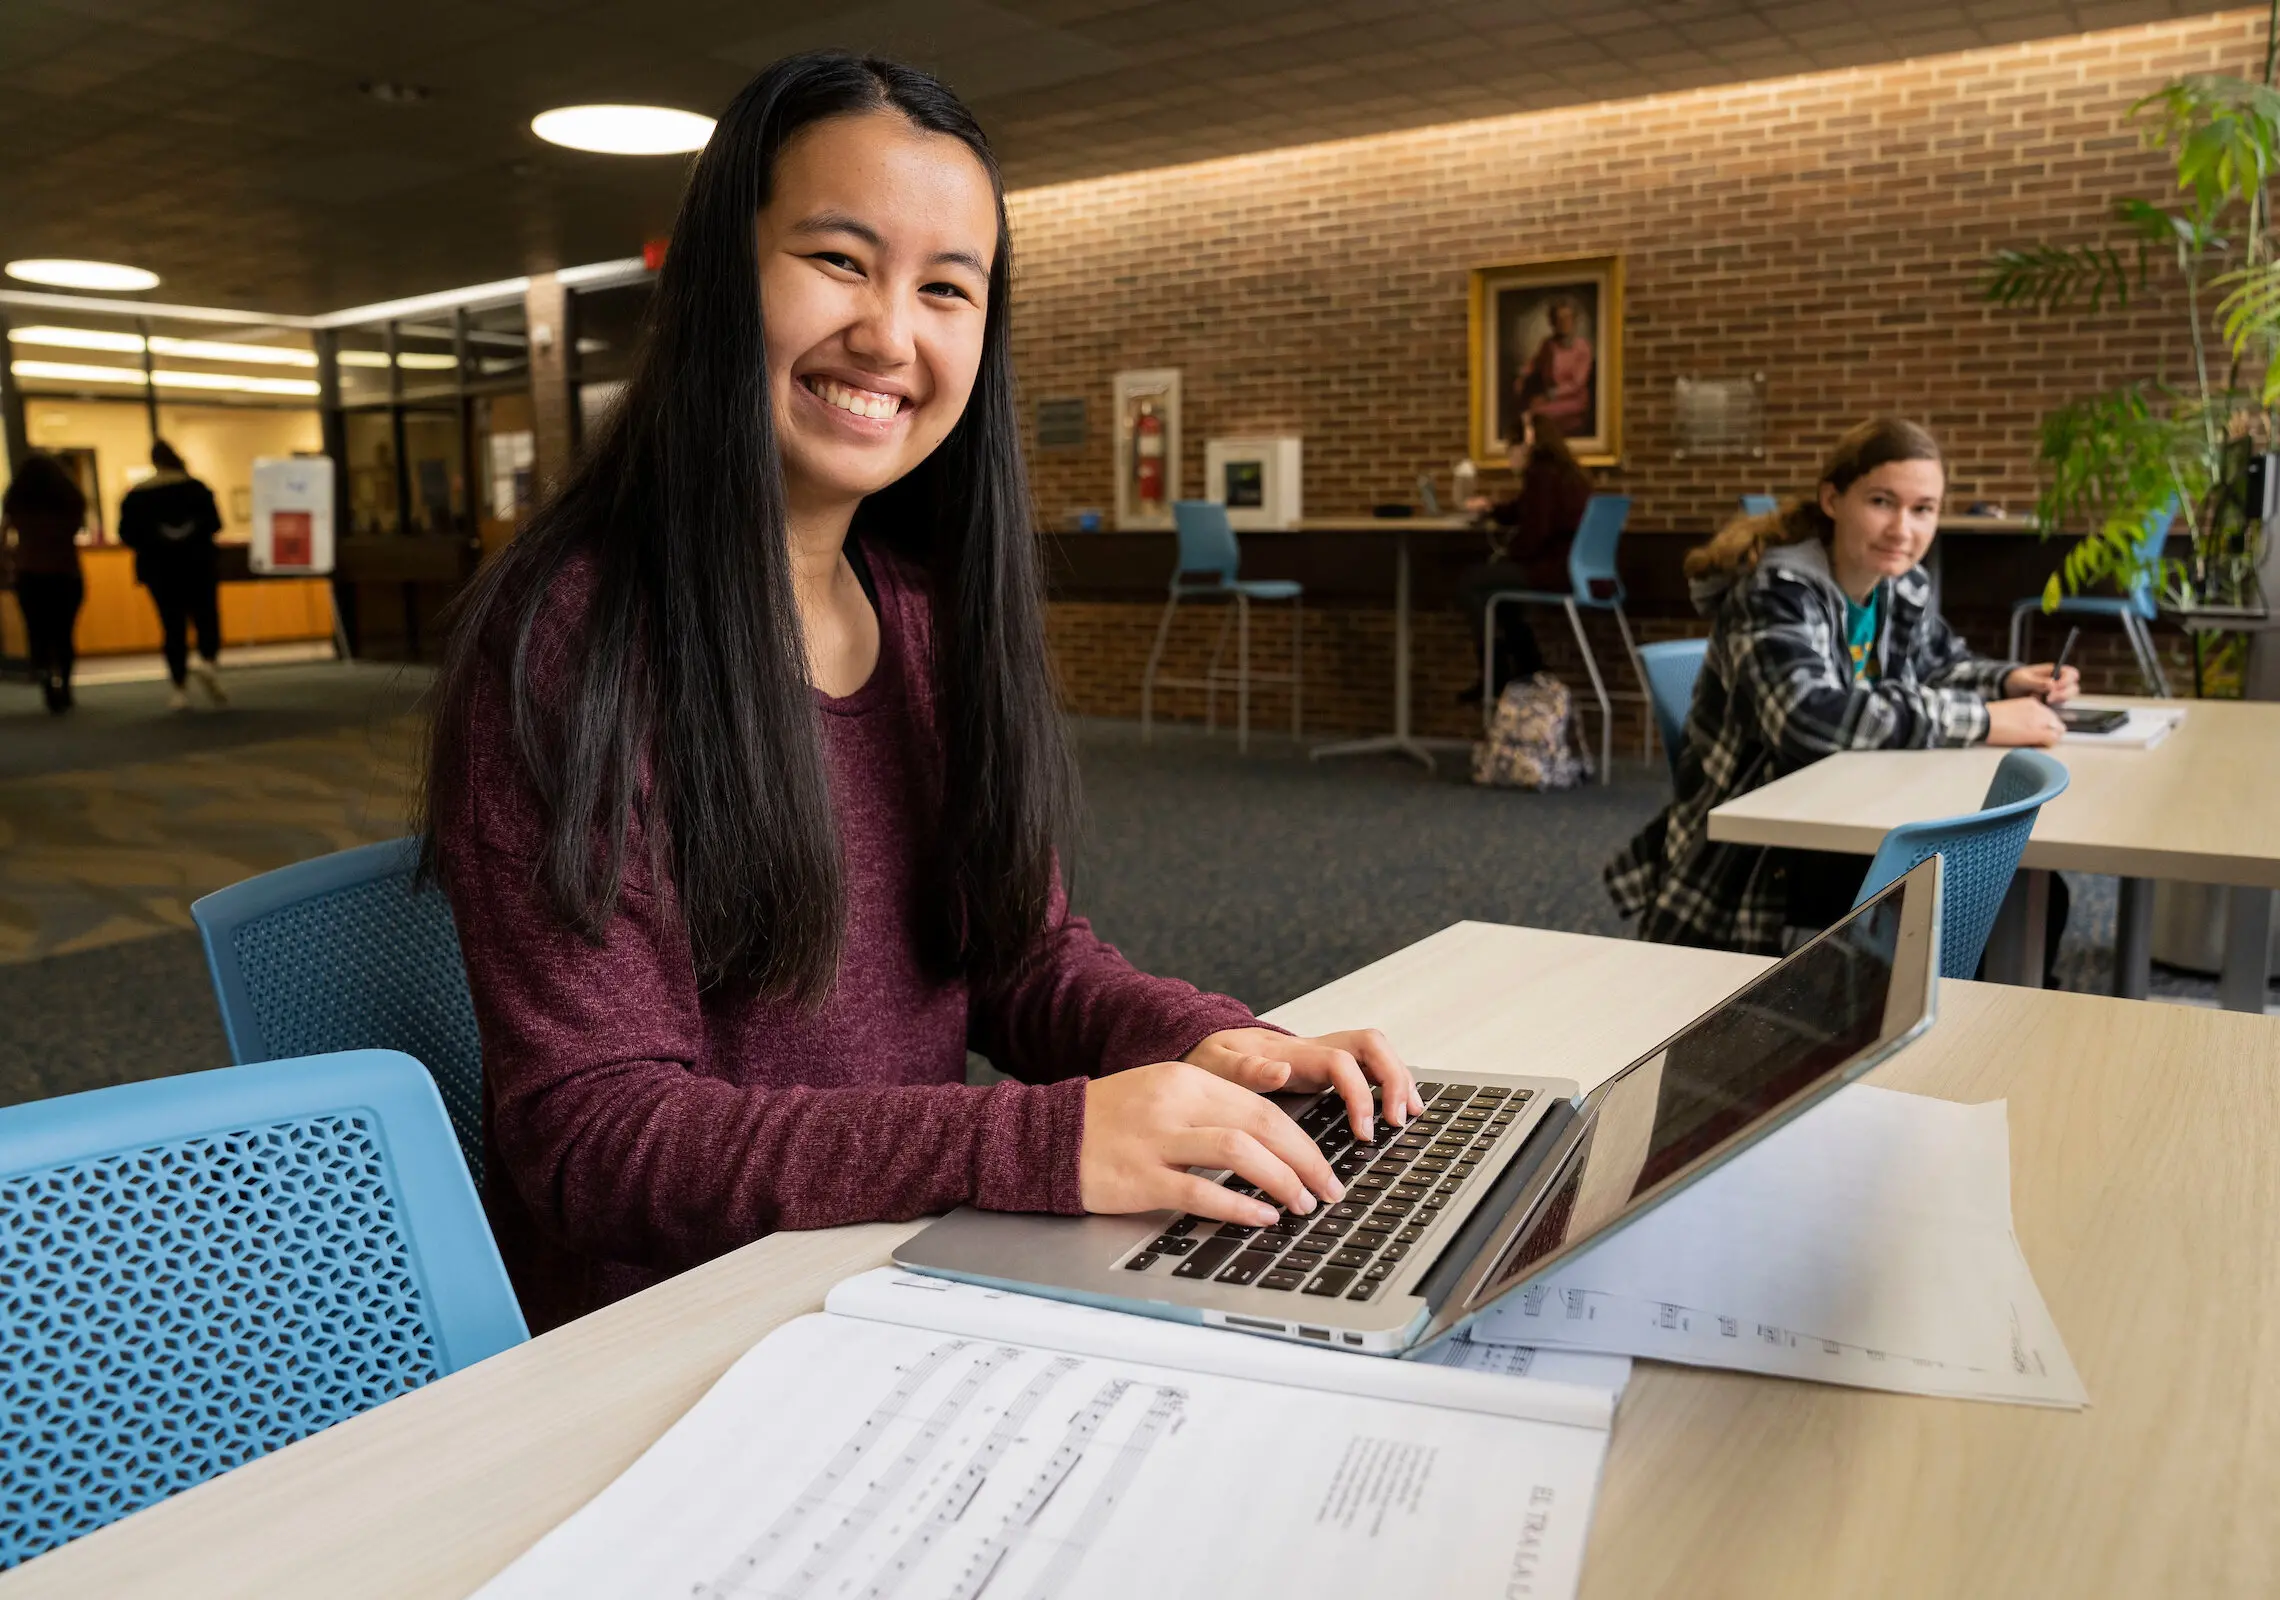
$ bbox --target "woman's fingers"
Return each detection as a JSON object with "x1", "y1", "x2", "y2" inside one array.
[
  {"x1": 1164, "y1": 1126, "x2": 1314, "y2": 1216},
  {"x1": 1163, "y1": 1169, "x2": 1280, "y2": 1227},
  {"x1": 1272, "y1": 1037, "x2": 1381, "y2": 1137},
  {"x1": 1342, "y1": 1028, "x2": 1423, "y2": 1121}
]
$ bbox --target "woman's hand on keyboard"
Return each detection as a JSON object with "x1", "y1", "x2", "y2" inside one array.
[
  {"x1": 1185, "y1": 1027, "x2": 1422, "y2": 1140},
  {"x1": 1080, "y1": 1062, "x2": 1345, "y2": 1226}
]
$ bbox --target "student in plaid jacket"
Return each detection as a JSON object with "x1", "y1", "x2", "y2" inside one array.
[{"x1": 1607, "y1": 418, "x2": 2079, "y2": 954}]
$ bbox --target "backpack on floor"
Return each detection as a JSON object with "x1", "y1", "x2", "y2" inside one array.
[{"x1": 1471, "y1": 671, "x2": 1591, "y2": 791}]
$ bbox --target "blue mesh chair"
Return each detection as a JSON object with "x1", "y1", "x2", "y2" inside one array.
[
  {"x1": 1739, "y1": 494, "x2": 1779, "y2": 516},
  {"x1": 1848, "y1": 749, "x2": 2071, "y2": 980},
  {"x1": 190, "y1": 838, "x2": 485, "y2": 1185},
  {"x1": 1638, "y1": 638, "x2": 1709, "y2": 785},
  {"x1": 1481, "y1": 494, "x2": 1645, "y2": 783},
  {"x1": 2008, "y1": 505, "x2": 2174, "y2": 696},
  {"x1": 1141, "y1": 500, "x2": 1303, "y2": 753},
  {"x1": 0, "y1": 1050, "x2": 527, "y2": 1570}
]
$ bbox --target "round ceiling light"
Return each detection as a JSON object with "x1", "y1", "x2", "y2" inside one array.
[
  {"x1": 5, "y1": 258, "x2": 161, "y2": 292},
  {"x1": 530, "y1": 104, "x2": 714, "y2": 155}
]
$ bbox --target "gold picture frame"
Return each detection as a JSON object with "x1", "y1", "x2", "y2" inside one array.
[{"x1": 1468, "y1": 255, "x2": 1624, "y2": 468}]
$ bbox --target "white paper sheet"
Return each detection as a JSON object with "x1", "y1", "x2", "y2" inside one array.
[
  {"x1": 474, "y1": 1311, "x2": 1613, "y2": 1600},
  {"x1": 832, "y1": 1269, "x2": 1620, "y2": 1427},
  {"x1": 1463, "y1": 1087, "x2": 2087, "y2": 1407}
]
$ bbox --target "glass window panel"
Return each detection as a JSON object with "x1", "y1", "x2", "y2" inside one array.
[
  {"x1": 400, "y1": 408, "x2": 466, "y2": 535},
  {"x1": 344, "y1": 410, "x2": 398, "y2": 536},
  {"x1": 571, "y1": 279, "x2": 652, "y2": 386},
  {"x1": 335, "y1": 326, "x2": 392, "y2": 406},
  {"x1": 466, "y1": 301, "x2": 529, "y2": 389},
  {"x1": 394, "y1": 319, "x2": 462, "y2": 402}
]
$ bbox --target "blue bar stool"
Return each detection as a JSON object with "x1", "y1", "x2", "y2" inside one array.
[
  {"x1": 0, "y1": 1051, "x2": 528, "y2": 1569},
  {"x1": 1141, "y1": 501, "x2": 1303, "y2": 753},
  {"x1": 2008, "y1": 506, "x2": 2174, "y2": 697},
  {"x1": 1848, "y1": 749, "x2": 2071, "y2": 979},
  {"x1": 191, "y1": 837, "x2": 486, "y2": 1185},
  {"x1": 1481, "y1": 494, "x2": 1645, "y2": 782},
  {"x1": 1638, "y1": 637, "x2": 1709, "y2": 786}
]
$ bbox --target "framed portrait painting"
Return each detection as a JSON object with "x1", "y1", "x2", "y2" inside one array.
[{"x1": 1468, "y1": 256, "x2": 1623, "y2": 467}]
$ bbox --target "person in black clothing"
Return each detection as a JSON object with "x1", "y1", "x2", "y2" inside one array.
[
  {"x1": 118, "y1": 440, "x2": 228, "y2": 709},
  {"x1": 1456, "y1": 413, "x2": 1594, "y2": 701},
  {"x1": 2, "y1": 452, "x2": 90, "y2": 713}
]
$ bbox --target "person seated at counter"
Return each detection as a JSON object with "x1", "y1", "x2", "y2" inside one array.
[
  {"x1": 1457, "y1": 413, "x2": 1593, "y2": 702},
  {"x1": 1604, "y1": 416, "x2": 2077, "y2": 958},
  {"x1": 421, "y1": 51, "x2": 1416, "y2": 1333}
]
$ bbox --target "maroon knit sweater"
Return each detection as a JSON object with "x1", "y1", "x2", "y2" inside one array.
[{"x1": 436, "y1": 547, "x2": 1263, "y2": 1331}]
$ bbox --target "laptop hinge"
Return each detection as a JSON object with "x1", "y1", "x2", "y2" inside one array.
[{"x1": 1410, "y1": 1098, "x2": 1580, "y2": 1319}]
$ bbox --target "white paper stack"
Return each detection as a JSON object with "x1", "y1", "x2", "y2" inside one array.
[{"x1": 1462, "y1": 1086, "x2": 2088, "y2": 1407}]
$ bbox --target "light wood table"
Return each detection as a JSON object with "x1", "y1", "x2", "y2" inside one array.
[
  {"x1": 1707, "y1": 695, "x2": 2280, "y2": 1010},
  {"x1": 9, "y1": 924, "x2": 2280, "y2": 1598}
]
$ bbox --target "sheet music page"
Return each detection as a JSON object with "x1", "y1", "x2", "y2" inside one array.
[
  {"x1": 830, "y1": 1269, "x2": 1621, "y2": 1425},
  {"x1": 473, "y1": 1311, "x2": 1611, "y2": 1600},
  {"x1": 1463, "y1": 1087, "x2": 2087, "y2": 1406}
]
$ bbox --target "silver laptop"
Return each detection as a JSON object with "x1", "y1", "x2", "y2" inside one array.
[{"x1": 896, "y1": 855, "x2": 1942, "y2": 1357}]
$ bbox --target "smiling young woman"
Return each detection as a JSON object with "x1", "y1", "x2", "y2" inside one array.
[
  {"x1": 1604, "y1": 416, "x2": 2078, "y2": 958},
  {"x1": 421, "y1": 53, "x2": 1417, "y2": 1331}
]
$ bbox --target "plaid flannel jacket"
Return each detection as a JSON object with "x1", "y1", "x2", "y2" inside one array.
[{"x1": 1605, "y1": 538, "x2": 2018, "y2": 954}]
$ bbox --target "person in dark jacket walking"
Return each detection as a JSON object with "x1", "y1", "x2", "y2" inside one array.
[
  {"x1": 2, "y1": 453, "x2": 89, "y2": 713},
  {"x1": 118, "y1": 440, "x2": 227, "y2": 710},
  {"x1": 1605, "y1": 417, "x2": 2075, "y2": 957}
]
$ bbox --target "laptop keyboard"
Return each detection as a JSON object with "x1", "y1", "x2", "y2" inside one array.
[{"x1": 1120, "y1": 1081, "x2": 1531, "y2": 1304}]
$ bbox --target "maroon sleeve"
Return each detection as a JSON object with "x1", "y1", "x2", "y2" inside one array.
[
  {"x1": 438, "y1": 672, "x2": 1089, "y2": 1279},
  {"x1": 967, "y1": 859, "x2": 1274, "y2": 1084}
]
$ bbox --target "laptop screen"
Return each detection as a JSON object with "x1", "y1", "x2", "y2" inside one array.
[{"x1": 1466, "y1": 861, "x2": 1935, "y2": 1308}]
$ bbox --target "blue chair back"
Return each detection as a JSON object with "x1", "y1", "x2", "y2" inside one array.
[
  {"x1": 1171, "y1": 501, "x2": 1242, "y2": 587},
  {"x1": 1638, "y1": 638, "x2": 1710, "y2": 782},
  {"x1": 190, "y1": 838, "x2": 485, "y2": 1185},
  {"x1": 2121, "y1": 503, "x2": 2176, "y2": 619},
  {"x1": 1850, "y1": 750, "x2": 2070, "y2": 980},
  {"x1": 1567, "y1": 494, "x2": 1632, "y2": 605},
  {"x1": 0, "y1": 1051, "x2": 527, "y2": 1569},
  {"x1": 1739, "y1": 494, "x2": 1779, "y2": 516}
]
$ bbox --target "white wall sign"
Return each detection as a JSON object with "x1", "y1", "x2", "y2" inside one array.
[{"x1": 250, "y1": 455, "x2": 336, "y2": 576}]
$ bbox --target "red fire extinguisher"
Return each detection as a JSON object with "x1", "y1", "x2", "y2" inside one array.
[{"x1": 1134, "y1": 402, "x2": 1164, "y2": 510}]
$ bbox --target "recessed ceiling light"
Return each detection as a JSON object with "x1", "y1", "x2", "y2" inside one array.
[
  {"x1": 5, "y1": 258, "x2": 161, "y2": 292},
  {"x1": 531, "y1": 105, "x2": 714, "y2": 155}
]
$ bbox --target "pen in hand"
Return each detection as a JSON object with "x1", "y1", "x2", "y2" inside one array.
[{"x1": 2046, "y1": 627, "x2": 2080, "y2": 703}]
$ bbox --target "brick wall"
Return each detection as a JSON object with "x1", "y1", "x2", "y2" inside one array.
[{"x1": 1011, "y1": 11, "x2": 2258, "y2": 737}]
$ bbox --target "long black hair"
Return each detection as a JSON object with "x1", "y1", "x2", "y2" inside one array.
[
  {"x1": 423, "y1": 51, "x2": 1073, "y2": 1005},
  {"x1": 1, "y1": 453, "x2": 87, "y2": 525}
]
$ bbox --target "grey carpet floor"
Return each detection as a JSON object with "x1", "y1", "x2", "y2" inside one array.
[
  {"x1": 0, "y1": 660, "x2": 429, "y2": 780},
  {"x1": 0, "y1": 713, "x2": 2255, "y2": 1111}
]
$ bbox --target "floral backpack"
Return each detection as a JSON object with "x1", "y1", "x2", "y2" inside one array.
[{"x1": 1470, "y1": 671, "x2": 1591, "y2": 790}]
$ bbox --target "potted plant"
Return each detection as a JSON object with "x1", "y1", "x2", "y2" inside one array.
[{"x1": 1984, "y1": 16, "x2": 2280, "y2": 696}]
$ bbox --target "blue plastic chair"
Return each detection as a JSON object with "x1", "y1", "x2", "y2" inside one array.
[
  {"x1": 1638, "y1": 638, "x2": 1710, "y2": 785},
  {"x1": 1481, "y1": 494, "x2": 1644, "y2": 783},
  {"x1": 190, "y1": 838, "x2": 485, "y2": 1185},
  {"x1": 1847, "y1": 749, "x2": 2071, "y2": 980},
  {"x1": 0, "y1": 1050, "x2": 527, "y2": 1570},
  {"x1": 2009, "y1": 505, "x2": 2173, "y2": 696},
  {"x1": 1141, "y1": 500, "x2": 1304, "y2": 753},
  {"x1": 1739, "y1": 494, "x2": 1779, "y2": 516}
]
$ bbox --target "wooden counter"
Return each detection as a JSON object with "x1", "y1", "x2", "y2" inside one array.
[{"x1": 1, "y1": 546, "x2": 335, "y2": 659}]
